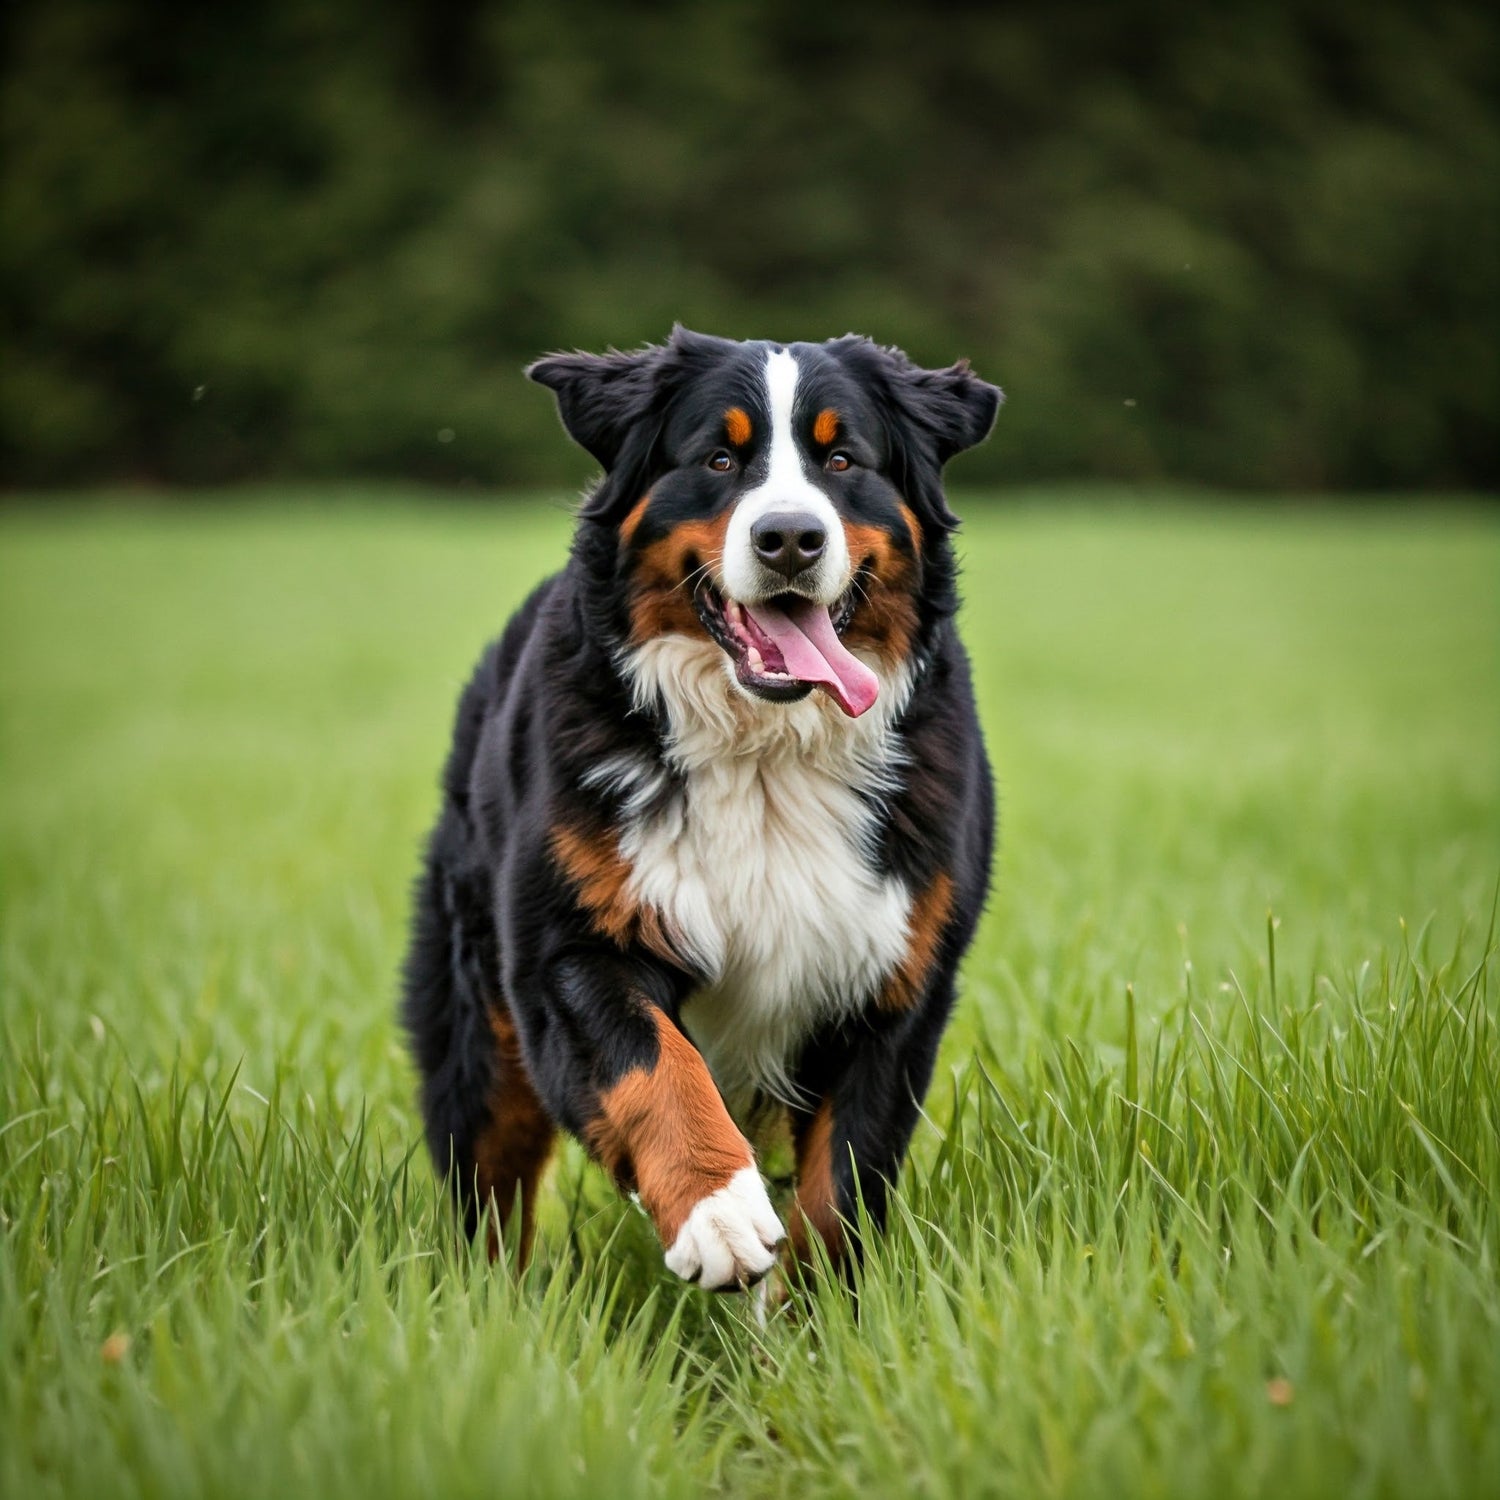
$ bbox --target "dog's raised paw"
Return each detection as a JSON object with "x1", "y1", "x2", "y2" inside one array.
[{"x1": 663, "y1": 1167, "x2": 786, "y2": 1290}]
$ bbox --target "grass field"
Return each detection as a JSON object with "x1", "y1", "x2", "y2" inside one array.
[{"x1": 2, "y1": 490, "x2": 1497, "y2": 1499}]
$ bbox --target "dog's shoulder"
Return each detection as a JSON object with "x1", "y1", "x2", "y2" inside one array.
[{"x1": 440, "y1": 571, "x2": 564, "y2": 803}]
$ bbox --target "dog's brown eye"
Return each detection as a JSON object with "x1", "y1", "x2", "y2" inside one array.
[
  {"x1": 707, "y1": 450, "x2": 734, "y2": 473},
  {"x1": 827, "y1": 451, "x2": 852, "y2": 473}
]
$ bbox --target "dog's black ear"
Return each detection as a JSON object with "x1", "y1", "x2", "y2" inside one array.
[
  {"x1": 526, "y1": 344, "x2": 666, "y2": 472},
  {"x1": 528, "y1": 329, "x2": 741, "y2": 525},
  {"x1": 528, "y1": 342, "x2": 677, "y2": 524},
  {"x1": 893, "y1": 357, "x2": 1003, "y2": 467},
  {"x1": 827, "y1": 337, "x2": 1002, "y2": 531}
]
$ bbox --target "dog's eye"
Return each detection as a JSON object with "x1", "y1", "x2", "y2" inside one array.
[
  {"x1": 707, "y1": 450, "x2": 735, "y2": 473},
  {"x1": 827, "y1": 451, "x2": 853, "y2": 473}
]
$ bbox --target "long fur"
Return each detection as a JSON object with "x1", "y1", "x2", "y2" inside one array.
[{"x1": 401, "y1": 328, "x2": 1002, "y2": 1286}]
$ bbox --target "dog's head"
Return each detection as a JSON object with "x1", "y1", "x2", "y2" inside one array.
[{"x1": 529, "y1": 327, "x2": 1000, "y2": 719}]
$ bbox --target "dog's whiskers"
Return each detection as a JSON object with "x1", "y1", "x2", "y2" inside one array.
[{"x1": 674, "y1": 557, "x2": 718, "y2": 596}]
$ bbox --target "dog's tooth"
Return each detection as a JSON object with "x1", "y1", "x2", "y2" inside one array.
[{"x1": 746, "y1": 645, "x2": 765, "y2": 672}]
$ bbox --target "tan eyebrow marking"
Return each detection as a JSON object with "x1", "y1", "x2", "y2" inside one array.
[
  {"x1": 813, "y1": 408, "x2": 840, "y2": 447},
  {"x1": 724, "y1": 407, "x2": 752, "y2": 447}
]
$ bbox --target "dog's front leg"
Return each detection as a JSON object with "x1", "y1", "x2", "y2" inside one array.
[
  {"x1": 787, "y1": 974, "x2": 958, "y2": 1276},
  {"x1": 522, "y1": 951, "x2": 785, "y2": 1289},
  {"x1": 589, "y1": 1007, "x2": 786, "y2": 1290}
]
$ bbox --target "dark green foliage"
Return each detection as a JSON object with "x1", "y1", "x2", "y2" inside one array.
[{"x1": 2, "y1": 0, "x2": 1496, "y2": 489}]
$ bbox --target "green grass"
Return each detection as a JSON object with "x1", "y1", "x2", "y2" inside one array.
[{"x1": 2, "y1": 489, "x2": 1498, "y2": 1499}]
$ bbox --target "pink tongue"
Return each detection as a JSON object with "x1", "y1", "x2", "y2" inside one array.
[{"x1": 744, "y1": 599, "x2": 880, "y2": 717}]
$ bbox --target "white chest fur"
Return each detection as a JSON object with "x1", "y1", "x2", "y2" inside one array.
[{"x1": 613, "y1": 637, "x2": 915, "y2": 1104}]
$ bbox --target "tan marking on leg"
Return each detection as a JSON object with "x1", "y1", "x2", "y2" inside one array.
[
  {"x1": 880, "y1": 871, "x2": 955, "y2": 1011},
  {"x1": 550, "y1": 824, "x2": 680, "y2": 963},
  {"x1": 474, "y1": 1004, "x2": 556, "y2": 1267},
  {"x1": 789, "y1": 1097, "x2": 842, "y2": 1264},
  {"x1": 724, "y1": 407, "x2": 753, "y2": 447},
  {"x1": 586, "y1": 1009, "x2": 754, "y2": 1244},
  {"x1": 628, "y1": 513, "x2": 731, "y2": 643},
  {"x1": 812, "y1": 408, "x2": 840, "y2": 447}
]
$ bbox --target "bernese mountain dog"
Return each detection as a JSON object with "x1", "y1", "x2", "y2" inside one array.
[{"x1": 402, "y1": 327, "x2": 1001, "y2": 1290}]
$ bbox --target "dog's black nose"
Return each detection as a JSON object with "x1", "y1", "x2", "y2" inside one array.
[{"x1": 750, "y1": 511, "x2": 826, "y2": 580}]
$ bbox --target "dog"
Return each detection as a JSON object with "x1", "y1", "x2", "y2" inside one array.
[{"x1": 401, "y1": 327, "x2": 1000, "y2": 1289}]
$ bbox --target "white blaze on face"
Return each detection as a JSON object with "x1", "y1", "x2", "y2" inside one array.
[{"x1": 722, "y1": 349, "x2": 851, "y2": 606}]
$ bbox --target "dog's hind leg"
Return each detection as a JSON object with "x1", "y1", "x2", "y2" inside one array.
[
  {"x1": 401, "y1": 808, "x2": 555, "y2": 1266},
  {"x1": 470, "y1": 1001, "x2": 555, "y2": 1264}
]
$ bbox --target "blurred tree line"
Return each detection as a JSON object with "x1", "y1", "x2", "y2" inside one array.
[{"x1": 2, "y1": 0, "x2": 1495, "y2": 492}]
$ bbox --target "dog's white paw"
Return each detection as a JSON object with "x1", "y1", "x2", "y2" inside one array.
[{"x1": 663, "y1": 1167, "x2": 786, "y2": 1290}]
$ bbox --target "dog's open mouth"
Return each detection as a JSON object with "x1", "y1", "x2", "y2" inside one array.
[{"x1": 693, "y1": 579, "x2": 880, "y2": 717}]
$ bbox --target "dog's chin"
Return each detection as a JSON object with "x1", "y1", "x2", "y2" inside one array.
[{"x1": 692, "y1": 580, "x2": 857, "y2": 706}]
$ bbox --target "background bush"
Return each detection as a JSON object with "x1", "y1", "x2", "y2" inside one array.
[{"x1": 2, "y1": 0, "x2": 1495, "y2": 491}]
